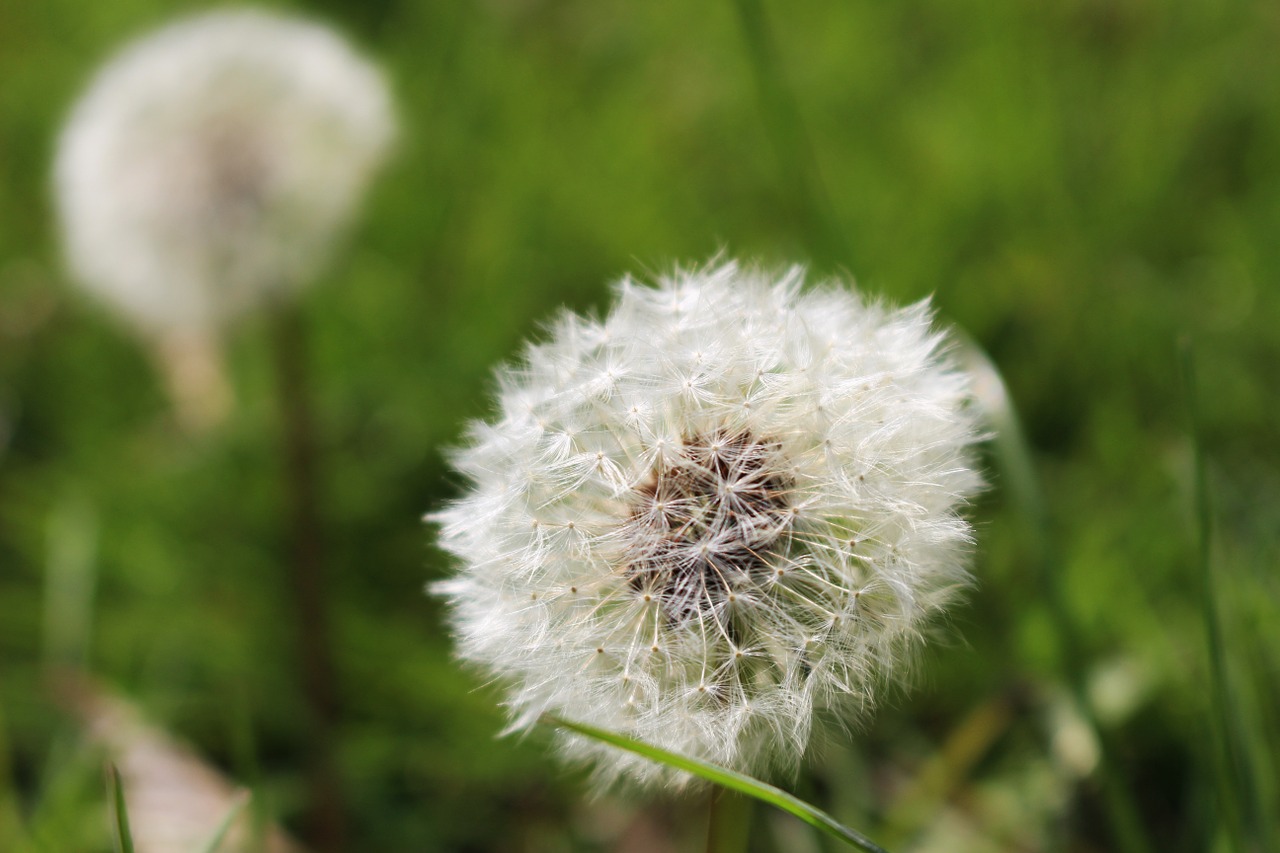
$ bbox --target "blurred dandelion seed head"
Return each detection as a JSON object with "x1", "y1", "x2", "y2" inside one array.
[
  {"x1": 432, "y1": 262, "x2": 983, "y2": 786},
  {"x1": 53, "y1": 7, "x2": 396, "y2": 333}
]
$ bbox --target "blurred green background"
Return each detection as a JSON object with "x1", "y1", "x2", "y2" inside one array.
[{"x1": 2, "y1": 0, "x2": 1278, "y2": 850}]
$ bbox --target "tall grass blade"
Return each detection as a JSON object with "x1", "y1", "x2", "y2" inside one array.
[
  {"x1": 544, "y1": 715, "x2": 889, "y2": 852},
  {"x1": 106, "y1": 764, "x2": 135, "y2": 853},
  {"x1": 196, "y1": 790, "x2": 250, "y2": 853},
  {"x1": 1179, "y1": 341, "x2": 1270, "y2": 853}
]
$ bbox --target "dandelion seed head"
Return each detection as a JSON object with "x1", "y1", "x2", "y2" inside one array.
[
  {"x1": 432, "y1": 261, "x2": 983, "y2": 786},
  {"x1": 54, "y1": 8, "x2": 396, "y2": 333}
]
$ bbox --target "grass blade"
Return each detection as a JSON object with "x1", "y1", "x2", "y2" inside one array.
[
  {"x1": 106, "y1": 764, "x2": 134, "y2": 853},
  {"x1": 196, "y1": 790, "x2": 251, "y2": 853},
  {"x1": 1180, "y1": 341, "x2": 1270, "y2": 852},
  {"x1": 544, "y1": 715, "x2": 889, "y2": 852}
]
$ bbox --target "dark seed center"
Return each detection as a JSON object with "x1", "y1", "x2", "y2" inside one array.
[{"x1": 626, "y1": 430, "x2": 793, "y2": 624}]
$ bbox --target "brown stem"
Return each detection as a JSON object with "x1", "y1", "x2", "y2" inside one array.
[{"x1": 270, "y1": 304, "x2": 345, "y2": 852}]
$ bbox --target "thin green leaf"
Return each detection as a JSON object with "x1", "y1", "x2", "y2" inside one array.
[
  {"x1": 544, "y1": 715, "x2": 889, "y2": 853},
  {"x1": 1180, "y1": 341, "x2": 1271, "y2": 852},
  {"x1": 196, "y1": 790, "x2": 250, "y2": 853},
  {"x1": 106, "y1": 764, "x2": 134, "y2": 853}
]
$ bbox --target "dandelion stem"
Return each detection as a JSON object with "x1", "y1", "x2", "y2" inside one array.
[
  {"x1": 153, "y1": 329, "x2": 232, "y2": 431},
  {"x1": 269, "y1": 304, "x2": 345, "y2": 852},
  {"x1": 1179, "y1": 341, "x2": 1269, "y2": 853},
  {"x1": 730, "y1": 0, "x2": 853, "y2": 269}
]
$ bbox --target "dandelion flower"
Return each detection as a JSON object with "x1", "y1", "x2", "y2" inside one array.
[
  {"x1": 433, "y1": 262, "x2": 983, "y2": 786},
  {"x1": 54, "y1": 7, "x2": 395, "y2": 334}
]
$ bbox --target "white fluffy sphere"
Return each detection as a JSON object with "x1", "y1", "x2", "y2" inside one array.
[
  {"x1": 433, "y1": 262, "x2": 984, "y2": 786},
  {"x1": 54, "y1": 8, "x2": 396, "y2": 332}
]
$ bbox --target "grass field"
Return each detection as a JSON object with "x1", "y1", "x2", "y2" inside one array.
[{"x1": 1, "y1": 0, "x2": 1277, "y2": 850}]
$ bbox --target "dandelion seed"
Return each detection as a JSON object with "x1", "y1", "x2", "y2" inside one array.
[
  {"x1": 53, "y1": 8, "x2": 395, "y2": 424},
  {"x1": 432, "y1": 261, "x2": 982, "y2": 786},
  {"x1": 55, "y1": 7, "x2": 394, "y2": 332}
]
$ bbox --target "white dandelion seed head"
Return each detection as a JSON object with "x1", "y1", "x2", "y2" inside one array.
[
  {"x1": 432, "y1": 261, "x2": 983, "y2": 787},
  {"x1": 53, "y1": 7, "x2": 396, "y2": 333}
]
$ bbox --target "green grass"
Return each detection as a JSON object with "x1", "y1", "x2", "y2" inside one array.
[
  {"x1": 1, "y1": 0, "x2": 1278, "y2": 850},
  {"x1": 547, "y1": 715, "x2": 888, "y2": 852},
  {"x1": 1182, "y1": 342, "x2": 1275, "y2": 853},
  {"x1": 107, "y1": 765, "x2": 134, "y2": 853}
]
